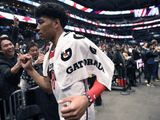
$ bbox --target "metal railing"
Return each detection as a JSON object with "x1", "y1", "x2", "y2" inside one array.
[{"x1": 0, "y1": 86, "x2": 40, "y2": 120}]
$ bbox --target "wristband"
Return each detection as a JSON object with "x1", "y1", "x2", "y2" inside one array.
[{"x1": 83, "y1": 92, "x2": 94, "y2": 106}]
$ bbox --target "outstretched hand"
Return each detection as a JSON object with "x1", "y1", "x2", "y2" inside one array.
[
  {"x1": 58, "y1": 95, "x2": 89, "y2": 120},
  {"x1": 16, "y1": 53, "x2": 26, "y2": 67},
  {"x1": 20, "y1": 54, "x2": 33, "y2": 70}
]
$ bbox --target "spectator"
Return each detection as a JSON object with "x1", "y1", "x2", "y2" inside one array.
[
  {"x1": 145, "y1": 41, "x2": 159, "y2": 86},
  {"x1": 20, "y1": 42, "x2": 60, "y2": 120},
  {"x1": 113, "y1": 45, "x2": 125, "y2": 78},
  {"x1": 0, "y1": 34, "x2": 24, "y2": 99}
]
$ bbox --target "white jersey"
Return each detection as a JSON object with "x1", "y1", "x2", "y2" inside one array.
[{"x1": 43, "y1": 32, "x2": 114, "y2": 120}]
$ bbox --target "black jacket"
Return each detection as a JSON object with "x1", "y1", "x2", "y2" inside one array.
[
  {"x1": 113, "y1": 50, "x2": 124, "y2": 66},
  {"x1": 0, "y1": 52, "x2": 23, "y2": 99}
]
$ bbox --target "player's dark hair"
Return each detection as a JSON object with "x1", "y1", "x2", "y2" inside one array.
[{"x1": 35, "y1": 2, "x2": 68, "y2": 28}]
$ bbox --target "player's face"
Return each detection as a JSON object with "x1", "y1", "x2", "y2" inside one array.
[
  {"x1": 36, "y1": 17, "x2": 57, "y2": 42},
  {"x1": 0, "y1": 39, "x2": 15, "y2": 58}
]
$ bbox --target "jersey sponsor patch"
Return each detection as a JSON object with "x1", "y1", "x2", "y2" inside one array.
[
  {"x1": 61, "y1": 48, "x2": 72, "y2": 61},
  {"x1": 66, "y1": 58, "x2": 104, "y2": 74}
]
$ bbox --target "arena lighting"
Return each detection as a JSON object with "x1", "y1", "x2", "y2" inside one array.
[
  {"x1": 16, "y1": 0, "x2": 159, "y2": 17},
  {"x1": 0, "y1": 0, "x2": 160, "y2": 38},
  {"x1": 57, "y1": 0, "x2": 160, "y2": 17},
  {"x1": 0, "y1": 11, "x2": 133, "y2": 39},
  {"x1": 14, "y1": 0, "x2": 160, "y2": 29},
  {"x1": 68, "y1": 13, "x2": 160, "y2": 28},
  {"x1": 58, "y1": 0, "x2": 130, "y2": 15},
  {"x1": 3, "y1": 1, "x2": 159, "y2": 37},
  {"x1": 0, "y1": 11, "x2": 36, "y2": 24},
  {"x1": 133, "y1": 24, "x2": 160, "y2": 30},
  {"x1": 10, "y1": 0, "x2": 160, "y2": 28},
  {"x1": 153, "y1": 34, "x2": 160, "y2": 37},
  {"x1": 16, "y1": 0, "x2": 40, "y2": 7}
]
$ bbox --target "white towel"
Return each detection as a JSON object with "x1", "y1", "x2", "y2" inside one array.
[{"x1": 43, "y1": 32, "x2": 114, "y2": 90}]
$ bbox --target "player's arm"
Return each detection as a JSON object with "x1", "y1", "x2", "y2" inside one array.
[
  {"x1": 21, "y1": 54, "x2": 52, "y2": 93},
  {"x1": 86, "y1": 80, "x2": 106, "y2": 105},
  {"x1": 26, "y1": 68, "x2": 52, "y2": 93}
]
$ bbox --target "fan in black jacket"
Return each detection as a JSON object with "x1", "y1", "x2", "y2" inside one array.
[{"x1": 0, "y1": 35, "x2": 24, "y2": 99}]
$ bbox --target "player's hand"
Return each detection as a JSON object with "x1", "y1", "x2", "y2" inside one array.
[
  {"x1": 16, "y1": 53, "x2": 27, "y2": 68},
  {"x1": 58, "y1": 95, "x2": 89, "y2": 120},
  {"x1": 21, "y1": 54, "x2": 33, "y2": 70}
]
